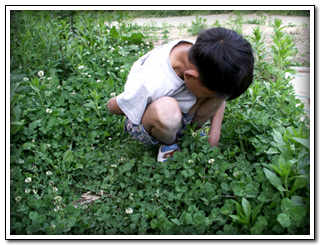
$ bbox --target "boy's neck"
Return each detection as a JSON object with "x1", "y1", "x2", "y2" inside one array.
[{"x1": 169, "y1": 42, "x2": 193, "y2": 80}]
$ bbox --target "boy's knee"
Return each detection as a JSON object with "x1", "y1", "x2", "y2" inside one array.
[{"x1": 153, "y1": 97, "x2": 182, "y2": 131}]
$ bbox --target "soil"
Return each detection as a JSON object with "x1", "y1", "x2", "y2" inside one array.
[{"x1": 135, "y1": 14, "x2": 310, "y2": 66}]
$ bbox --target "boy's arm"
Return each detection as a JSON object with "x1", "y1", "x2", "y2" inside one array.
[
  {"x1": 208, "y1": 100, "x2": 226, "y2": 148},
  {"x1": 107, "y1": 97, "x2": 125, "y2": 116}
]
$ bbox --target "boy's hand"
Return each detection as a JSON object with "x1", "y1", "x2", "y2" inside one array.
[{"x1": 107, "y1": 97, "x2": 125, "y2": 116}]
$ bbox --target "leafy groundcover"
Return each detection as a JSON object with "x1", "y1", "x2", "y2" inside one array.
[{"x1": 10, "y1": 11, "x2": 310, "y2": 235}]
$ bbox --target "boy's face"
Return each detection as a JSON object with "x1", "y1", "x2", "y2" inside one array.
[{"x1": 184, "y1": 75, "x2": 218, "y2": 99}]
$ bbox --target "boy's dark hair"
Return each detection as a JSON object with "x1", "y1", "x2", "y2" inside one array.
[{"x1": 188, "y1": 27, "x2": 254, "y2": 100}]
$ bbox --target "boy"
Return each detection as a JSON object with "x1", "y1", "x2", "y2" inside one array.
[{"x1": 107, "y1": 27, "x2": 254, "y2": 162}]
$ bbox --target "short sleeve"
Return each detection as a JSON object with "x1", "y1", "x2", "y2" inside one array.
[{"x1": 116, "y1": 83, "x2": 152, "y2": 125}]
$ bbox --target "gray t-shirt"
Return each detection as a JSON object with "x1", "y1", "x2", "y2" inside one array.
[{"x1": 116, "y1": 40, "x2": 197, "y2": 125}]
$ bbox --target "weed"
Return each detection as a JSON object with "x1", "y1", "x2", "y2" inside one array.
[{"x1": 187, "y1": 16, "x2": 208, "y2": 36}]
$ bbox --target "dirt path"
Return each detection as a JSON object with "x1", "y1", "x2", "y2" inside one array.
[{"x1": 133, "y1": 13, "x2": 310, "y2": 27}]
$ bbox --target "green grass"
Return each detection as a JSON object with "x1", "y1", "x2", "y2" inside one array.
[{"x1": 9, "y1": 10, "x2": 310, "y2": 236}]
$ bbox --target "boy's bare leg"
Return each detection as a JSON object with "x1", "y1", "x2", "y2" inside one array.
[{"x1": 141, "y1": 97, "x2": 182, "y2": 145}]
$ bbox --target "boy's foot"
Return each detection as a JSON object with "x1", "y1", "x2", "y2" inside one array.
[
  {"x1": 157, "y1": 143, "x2": 181, "y2": 162},
  {"x1": 157, "y1": 130, "x2": 206, "y2": 162}
]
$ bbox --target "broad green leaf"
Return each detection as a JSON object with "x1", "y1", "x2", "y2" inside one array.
[
  {"x1": 130, "y1": 213, "x2": 141, "y2": 223},
  {"x1": 110, "y1": 26, "x2": 119, "y2": 38},
  {"x1": 122, "y1": 160, "x2": 135, "y2": 172},
  {"x1": 292, "y1": 137, "x2": 310, "y2": 149},
  {"x1": 272, "y1": 129, "x2": 286, "y2": 146},
  {"x1": 193, "y1": 212, "x2": 205, "y2": 226},
  {"x1": 277, "y1": 213, "x2": 291, "y2": 228},
  {"x1": 229, "y1": 214, "x2": 243, "y2": 222},
  {"x1": 29, "y1": 119, "x2": 42, "y2": 130},
  {"x1": 241, "y1": 198, "x2": 251, "y2": 217},
  {"x1": 266, "y1": 147, "x2": 280, "y2": 154},
  {"x1": 221, "y1": 183, "x2": 229, "y2": 190},
  {"x1": 22, "y1": 142, "x2": 34, "y2": 150},
  {"x1": 84, "y1": 100, "x2": 96, "y2": 110},
  {"x1": 288, "y1": 206, "x2": 307, "y2": 221},
  {"x1": 252, "y1": 203, "x2": 263, "y2": 223},
  {"x1": 281, "y1": 198, "x2": 293, "y2": 213},
  {"x1": 233, "y1": 185, "x2": 246, "y2": 197},
  {"x1": 62, "y1": 149, "x2": 74, "y2": 162},
  {"x1": 235, "y1": 202, "x2": 245, "y2": 220},
  {"x1": 29, "y1": 211, "x2": 39, "y2": 221},
  {"x1": 121, "y1": 32, "x2": 145, "y2": 44},
  {"x1": 263, "y1": 168, "x2": 286, "y2": 192},
  {"x1": 171, "y1": 218, "x2": 180, "y2": 226},
  {"x1": 290, "y1": 175, "x2": 309, "y2": 194},
  {"x1": 291, "y1": 195, "x2": 304, "y2": 206},
  {"x1": 185, "y1": 213, "x2": 192, "y2": 225},
  {"x1": 10, "y1": 120, "x2": 25, "y2": 135}
]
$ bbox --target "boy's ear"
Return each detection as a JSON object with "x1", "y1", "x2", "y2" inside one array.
[{"x1": 184, "y1": 69, "x2": 199, "y2": 79}]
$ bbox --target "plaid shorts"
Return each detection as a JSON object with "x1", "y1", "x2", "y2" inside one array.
[{"x1": 124, "y1": 113, "x2": 194, "y2": 146}]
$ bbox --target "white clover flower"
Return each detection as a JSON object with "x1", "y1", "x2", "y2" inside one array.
[
  {"x1": 38, "y1": 70, "x2": 45, "y2": 77},
  {"x1": 15, "y1": 196, "x2": 21, "y2": 202},
  {"x1": 115, "y1": 67, "x2": 119, "y2": 70},
  {"x1": 23, "y1": 77, "x2": 29, "y2": 82},
  {"x1": 19, "y1": 160, "x2": 24, "y2": 164},
  {"x1": 57, "y1": 86, "x2": 61, "y2": 89},
  {"x1": 96, "y1": 79, "x2": 101, "y2": 83},
  {"x1": 107, "y1": 60, "x2": 110, "y2": 62},
  {"x1": 78, "y1": 65, "x2": 84, "y2": 69},
  {"x1": 188, "y1": 159, "x2": 194, "y2": 164},
  {"x1": 129, "y1": 193, "x2": 133, "y2": 196},
  {"x1": 25, "y1": 177, "x2": 32, "y2": 183},
  {"x1": 233, "y1": 172, "x2": 240, "y2": 177},
  {"x1": 71, "y1": 91, "x2": 76, "y2": 95},
  {"x1": 120, "y1": 69, "x2": 124, "y2": 73},
  {"x1": 19, "y1": 65, "x2": 22, "y2": 69},
  {"x1": 88, "y1": 75, "x2": 91, "y2": 78},
  {"x1": 46, "y1": 108, "x2": 52, "y2": 114},
  {"x1": 49, "y1": 181, "x2": 54, "y2": 186},
  {"x1": 92, "y1": 58, "x2": 96, "y2": 60},
  {"x1": 46, "y1": 144, "x2": 51, "y2": 147},
  {"x1": 192, "y1": 132, "x2": 197, "y2": 137},
  {"x1": 126, "y1": 208, "x2": 133, "y2": 214},
  {"x1": 54, "y1": 206, "x2": 60, "y2": 212},
  {"x1": 47, "y1": 77, "x2": 52, "y2": 80},
  {"x1": 53, "y1": 196, "x2": 62, "y2": 202},
  {"x1": 208, "y1": 159, "x2": 215, "y2": 164},
  {"x1": 111, "y1": 164, "x2": 117, "y2": 168},
  {"x1": 110, "y1": 92, "x2": 116, "y2": 97},
  {"x1": 102, "y1": 58, "x2": 105, "y2": 61},
  {"x1": 32, "y1": 139, "x2": 35, "y2": 142},
  {"x1": 51, "y1": 224, "x2": 56, "y2": 229},
  {"x1": 25, "y1": 189, "x2": 30, "y2": 194},
  {"x1": 46, "y1": 171, "x2": 52, "y2": 176},
  {"x1": 52, "y1": 187, "x2": 58, "y2": 192}
]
